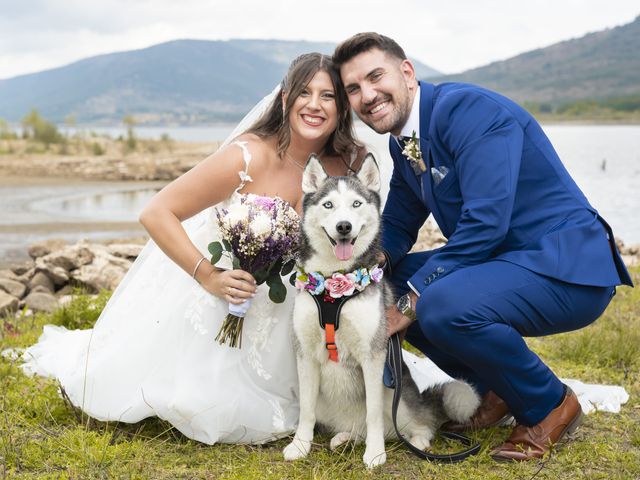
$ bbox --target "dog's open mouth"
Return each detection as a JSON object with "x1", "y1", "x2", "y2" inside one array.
[{"x1": 322, "y1": 228, "x2": 358, "y2": 261}]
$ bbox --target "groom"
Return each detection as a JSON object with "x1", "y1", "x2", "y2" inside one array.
[{"x1": 333, "y1": 33, "x2": 632, "y2": 461}]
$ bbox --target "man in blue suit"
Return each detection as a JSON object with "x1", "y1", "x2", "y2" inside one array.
[{"x1": 334, "y1": 33, "x2": 632, "y2": 461}]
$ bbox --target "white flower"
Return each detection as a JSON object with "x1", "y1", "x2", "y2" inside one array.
[
  {"x1": 225, "y1": 203, "x2": 249, "y2": 225},
  {"x1": 250, "y1": 213, "x2": 272, "y2": 237}
]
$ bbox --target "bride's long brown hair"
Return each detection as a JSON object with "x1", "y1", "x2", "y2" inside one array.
[{"x1": 246, "y1": 53, "x2": 360, "y2": 158}]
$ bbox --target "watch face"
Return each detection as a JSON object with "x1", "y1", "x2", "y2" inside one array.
[{"x1": 397, "y1": 294, "x2": 409, "y2": 313}]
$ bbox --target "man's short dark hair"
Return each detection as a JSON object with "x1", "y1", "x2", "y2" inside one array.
[{"x1": 333, "y1": 33, "x2": 407, "y2": 69}]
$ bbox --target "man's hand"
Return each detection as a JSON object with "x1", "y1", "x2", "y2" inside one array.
[{"x1": 386, "y1": 292, "x2": 418, "y2": 338}]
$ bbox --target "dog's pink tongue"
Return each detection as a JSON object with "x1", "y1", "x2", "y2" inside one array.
[{"x1": 334, "y1": 241, "x2": 354, "y2": 260}]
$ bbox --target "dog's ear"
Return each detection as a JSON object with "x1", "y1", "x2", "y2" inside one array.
[
  {"x1": 356, "y1": 153, "x2": 380, "y2": 192},
  {"x1": 302, "y1": 154, "x2": 328, "y2": 194}
]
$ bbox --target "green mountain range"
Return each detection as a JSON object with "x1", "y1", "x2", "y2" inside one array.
[{"x1": 432, "y1": 15, "x2": 640, "y2": 110}]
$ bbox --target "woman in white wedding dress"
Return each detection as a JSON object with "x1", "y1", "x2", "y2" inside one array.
[{"x1": 20, "y1": 53, "x2": 367, "y2": 445}]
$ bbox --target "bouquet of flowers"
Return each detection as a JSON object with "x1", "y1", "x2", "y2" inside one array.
[{"x1": 208, "y1": 194, "x2": 300, "y2": 348}]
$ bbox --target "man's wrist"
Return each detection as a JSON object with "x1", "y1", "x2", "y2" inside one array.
[{"x1": 396, "y1": 292, "x2": 417, "y2": 322}]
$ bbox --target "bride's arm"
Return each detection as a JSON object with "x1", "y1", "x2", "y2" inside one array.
[{"x1": 139, "y1": 139, "x2": 260, "y2": 303}]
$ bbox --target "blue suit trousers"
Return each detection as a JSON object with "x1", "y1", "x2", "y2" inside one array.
[{"x1": 390, "y1": 251, "x2": 616, "y2": 426}]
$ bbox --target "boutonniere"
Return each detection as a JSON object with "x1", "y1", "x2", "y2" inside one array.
[{"x1": 401, "y1": 131, "x2": 427, "y2": 175}]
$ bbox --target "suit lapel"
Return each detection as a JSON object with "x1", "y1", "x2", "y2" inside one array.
[
  {"x1": 389, "y1": 137, "x2": 422, "y2": 199},
  {"x1": 418, "y1": 82, "x2": 445, "y2": 226}
]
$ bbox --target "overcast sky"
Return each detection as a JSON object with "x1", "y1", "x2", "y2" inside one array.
[{"x1": 1, "y1": 0, "x2": 638, "y2": 80}]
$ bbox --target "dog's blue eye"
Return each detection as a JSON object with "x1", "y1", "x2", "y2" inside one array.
[
  {"x1": 323, "y1": 201, "x2": 333, "y2": 209},
  {"x1": 353, "y1": 200, "x2": 362, "y2": 208}
]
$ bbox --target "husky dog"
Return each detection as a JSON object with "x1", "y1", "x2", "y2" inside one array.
[{"x1": 283, "y1": 154, "x2": 480, "y2": 468}]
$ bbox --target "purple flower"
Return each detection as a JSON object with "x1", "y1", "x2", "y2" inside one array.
[
  {"x1": 253, "y1": 196, "x2": 276, "y2": 211},
  {"x1": 370, "y1": 267, "x2": 384, "y2": 283}
]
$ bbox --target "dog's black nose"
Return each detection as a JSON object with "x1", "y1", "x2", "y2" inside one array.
[{"x1": 336, "y1": 221, "x2": 352, "y2": 235}]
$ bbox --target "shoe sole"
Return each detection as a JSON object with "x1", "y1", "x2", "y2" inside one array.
[{"x1": 490, "y1": 409, "x2": 583, "y2": 462}]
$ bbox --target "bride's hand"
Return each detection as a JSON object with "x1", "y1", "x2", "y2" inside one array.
[{"x1": 202, "y1": 269, "x2": 257, "y2": 304}]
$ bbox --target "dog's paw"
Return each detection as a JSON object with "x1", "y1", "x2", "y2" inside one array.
[
  {"x1": 283, "y1": 438, "x2": 311, "y2": 461},
  {"x1": 409, "y1": 435, "x2": 431, "y2": 451},
  {"x1": 363, "y1": 448, "x2": 386, "y2": 469},
  {"x1": 329, "y1": 431, "x2": 352, "y2": 451}
]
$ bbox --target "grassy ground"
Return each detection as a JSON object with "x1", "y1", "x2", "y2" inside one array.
[{"x1": 1, "y1": 270, "x2": 639, "y2": 479}]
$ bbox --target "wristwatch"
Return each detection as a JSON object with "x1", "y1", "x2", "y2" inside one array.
[{"x1": 396, "y1": 293, "x2": 416, "y2": 322}]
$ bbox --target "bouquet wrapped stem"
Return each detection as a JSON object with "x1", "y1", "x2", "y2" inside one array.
[
  {"x1": 209, "y1": 194, "x2": 299, "y2": 348},
  {"x1": 214, "y1": 296, "x2": 252, "y2": 347}
]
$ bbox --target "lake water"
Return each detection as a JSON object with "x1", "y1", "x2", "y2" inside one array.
[{"x1": 1, "y1": 124, "x2": 638, "y2": 266}]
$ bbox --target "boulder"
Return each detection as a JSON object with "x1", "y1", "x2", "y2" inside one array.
[
  {"x1": 40, "y1": 244, "x2": 95, "y2": 271},
  {"x1": 10, "y1": 261, "x2": 34, "y2": 276},
  {"x1": 23, "y1": 291, "x2": 58, "y2": 313},
  {"x1": 0, "y1": 278, "x2": 27, "y2": 299},
  {"x1": 31, "y1": 285, "x2": 53, "y2": 294},
  {"x1": 17, "y1": 267, "x2": 36, "y2": 283},
  {"x1": 28, "y1": 239, "x2": 68, "y2": 259},
  {"x1": 107, "y1": 243, "x2": 144, "y2": 259},
  {"x1": 34, "y1": 258, "x2": 69, "y2": 286},
  {"x1": 29, "y1": 271, "x2": 55, "y2": 293},
  {"x1": 71, "y1": 247, "x2": 132, "y2": 291},
  {"x1": 0, "y1": 291, "x2": 19, "y2": 316},
  {"x1": 0, "y1": 269, "x2": 20, "y2": 281}
]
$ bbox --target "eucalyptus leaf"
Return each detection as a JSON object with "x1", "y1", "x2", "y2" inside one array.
[
  {"x1": 253, "y1": 268, "x2": 268, "y2": 285},
  {"x1": 222, "y1": 239, "x2": 232, "y2": 251},
  {"x1": 232, "y1": 257, "x2": 240, "y2": 270},
  {"x1": 268, "y1": 278, "x2": 287, "y2": 303},
  {"x1": 281, "y1": 258, "x2": 296, "y2": 276},
  {"x1": 208, "y1": 242, "x2": 223, "y2": 265},
  {"x1": 289, "y1": 273, "x2": 297, "y2": 287}
]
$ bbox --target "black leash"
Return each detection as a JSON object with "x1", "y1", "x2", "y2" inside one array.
[{"x1": 387, "y1": 333, "x2": 481, "y2": 463}]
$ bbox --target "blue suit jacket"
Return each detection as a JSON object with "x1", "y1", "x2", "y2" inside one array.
[{"x1": 382, "y1": 81, "x2": 633, "y2": 295}]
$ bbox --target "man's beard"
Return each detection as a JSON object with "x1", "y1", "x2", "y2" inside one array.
[{"x1": 362, "y1": 94, "x2": 411, "y2": 135}]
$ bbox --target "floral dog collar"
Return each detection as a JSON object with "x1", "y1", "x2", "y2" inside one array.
[{"x1": 295, "y1": 265, "x2": 384, "y2": 303}]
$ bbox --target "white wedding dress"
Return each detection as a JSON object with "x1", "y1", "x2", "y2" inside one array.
[{"x1": 21, "y1": 141, "x2": 300, "y2": 444}]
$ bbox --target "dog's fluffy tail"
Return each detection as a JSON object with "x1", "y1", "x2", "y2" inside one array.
[{"x1": 422, "y1": 380, "x2": 481, "y2": 423}]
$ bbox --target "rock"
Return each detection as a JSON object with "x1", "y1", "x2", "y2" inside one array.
[
  {"x1": 0, "y1": 291, "x2": 19, "y2": 315},
  {"x1": 55, "y1": 284, "x2": 77, "y2": 296},
  {"x1": 34, "y1": 258, "x2": 69, "y2": 286},
  {"x1": 71, "y1": 247, "x2": 132, "y2": 291},
  {"x1": 17, "y1": 267, "x2": 36, "y2": 283},
  {"x1": 29, "y1": 271, "x2": 55, "y2": 293},
  {"x1": 28, "y1": 239, "x2": 68, "y2": 259},
  {"x1": 0, "y1": 269, "x2": 20, "y2": 281},
  {"x1": 31, "y1": 285, "x2": 53, "y2": 294},
  {"x1": 40, "y1": 244, "x2": 95, "y2": 271},
  {"x1": 0, "y1": 278, "x2": 27, "y2": 299},
  {"x1": 23, "y1": 292, "x2": 59, "y2": 313},
  {"x1": 107, "y1": 243, "x2": 144, "y2": 259},
  {"x1": 10, "y1": 261, "x2": 34, "y2": 276}
]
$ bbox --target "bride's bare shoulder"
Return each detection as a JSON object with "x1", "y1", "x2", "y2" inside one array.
[{"x1": 230, "y1": 133, "x2": 275, "y2": 153}]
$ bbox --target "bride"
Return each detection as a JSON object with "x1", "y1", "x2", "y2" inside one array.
[{"x1": 20, "y1": 53, "x2": 367, "y2": 445}]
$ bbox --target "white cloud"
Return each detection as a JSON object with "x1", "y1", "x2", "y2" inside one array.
[{"x1": 0, "y1": 0, "x2": 638, "y2": 79}]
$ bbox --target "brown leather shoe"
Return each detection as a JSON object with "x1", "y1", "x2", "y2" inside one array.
[
  {"x1": 443, "y1": 390, "x2": 513, "y2": 432},
  {"x1": 490, "y1": 386, "x2": 583, "y2": 462}
]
